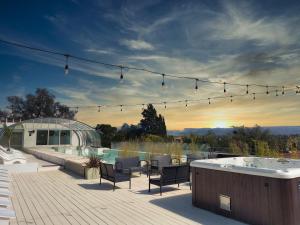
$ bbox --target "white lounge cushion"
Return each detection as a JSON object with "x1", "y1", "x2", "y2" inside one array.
[
  {"x1": 0, "y1": 197, "x2": 12, "y2": 207},
  {"x1": 0, "y1": 179, "x2": 9, "y2": 183},
  {"x1": 0, "y1": 189, "x2": 11, "y2": 197},
  {"x1": 0, "y1": 183, "x2": 9, "y2": 188},
  {"x1": 0, "y1": 208, "x2": 15, "y2": 219},
  {"x1": 0, "y1": 220, "x2": 9, "y2": 225}
]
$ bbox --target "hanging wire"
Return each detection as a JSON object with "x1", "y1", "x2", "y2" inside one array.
[
  {"x1": 0, "y1": 38, "x2": 292, "y2": 91},
  {"x1": 65, "y1": 87, "x2": 297, "y2": 113}
]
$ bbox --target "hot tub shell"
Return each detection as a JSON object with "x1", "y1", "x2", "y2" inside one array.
[{"x1": 191, "y1": 157, "x2": 300, "y2": 225}]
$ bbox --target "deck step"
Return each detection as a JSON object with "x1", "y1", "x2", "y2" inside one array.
[{"x1": 38, "y1": 165, "x2": 63, "y2": 172}]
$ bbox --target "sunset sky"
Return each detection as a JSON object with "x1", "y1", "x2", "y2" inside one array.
[{"x1": 0, "y1": 0, "x2": 300, "y2": 130}]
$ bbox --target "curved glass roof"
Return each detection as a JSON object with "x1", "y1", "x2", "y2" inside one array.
[
  {"x1": 2, "y1": 118, "x2": 101, "y2": 147},
  {"x1": 10, "y1": 117, "x2": 95, "y2": 131}
]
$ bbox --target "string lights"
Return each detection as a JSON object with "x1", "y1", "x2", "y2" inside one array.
[
  {"x1": 161, "y1": 74, "x2": 165, "y2": 88},
  {"x1": 266, "y1": 85, "x2": 269, "y2": 95},
  {"x1": 68, "y1": 87, "x2": 298, "y2": 113},
  {"x1": 1, "y1": 38, "x2": 300, "y2": 114},
  {"x1": 195, "y1": 79, "x2": 199, "y2": 93},
  {"x1": 0, "y1": 38, "x2": 294, "y2": 94},
  {"x1": 120, "y1": 66, "x2": 124, "y2": 82},
  {"x1": 64, "y1": 54, "x2": 69, "y2": 75}
]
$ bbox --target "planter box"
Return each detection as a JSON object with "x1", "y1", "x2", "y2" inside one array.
[{"x1": 84, "y1": 167, "x2": 100, "y2": 180}]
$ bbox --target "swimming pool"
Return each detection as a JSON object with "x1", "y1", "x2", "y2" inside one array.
[
  {"x1": 52, "y1": 146, "x2": 149, "y2": 164},
  {"x1": 52, "y1": 144, "x2": 215, "y2": 164}
]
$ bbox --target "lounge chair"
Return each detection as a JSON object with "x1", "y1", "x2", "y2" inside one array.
[
  {"x1": 148, "y1": 165, "x2": 191, "y2": 195},
  {"x1": 0, "y1": 207, "x2": 15, "y2": 219},
  {"x1": 0, "y1": 183, "x2": 9, "y2": 189},
  {"x1": 0, "y1": 220, "x2": 9, "y2": 225},
  {"x1": 115, "y1": 156, "x2": 146, "y2": 175},
  {"x1": 149, "y1": 155, "x2": 180, "y2": 175},
  {"x1": 99, "y1": 162, "x2": 131, "y2": 191},
  {"x1": 0, "y1": 188, "x2": 11, "y2": 197},
  {"x1": 0, "y1": 197, "x2": 12, "y2": 207}
]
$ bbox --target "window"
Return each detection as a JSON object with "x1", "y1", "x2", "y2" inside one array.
[
  {"x1": 36, "y1": 130, "x2": 48, "y2": 145},
  {"x1": 49, "y1": 130, "x2": 59, "y2": 145},
  {"x1": 60, "y1": 130, "x2": 71, "y2": 145}
]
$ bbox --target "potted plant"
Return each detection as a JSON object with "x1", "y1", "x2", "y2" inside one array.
[
  {"x1": 3, "y1": 124, "x2": 13, "y2": 152},
  {"x1": 84, "y1": 154, "x2": 101, "y2": 180}
]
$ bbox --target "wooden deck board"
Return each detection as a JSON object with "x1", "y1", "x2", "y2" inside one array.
[{"x1": 8, "y1": 170, "x2": 246, "y2": 225}]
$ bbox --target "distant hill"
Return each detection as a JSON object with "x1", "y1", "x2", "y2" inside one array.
[{"x1": 168, "y1": 126, "x2": 300, "y2": 136}]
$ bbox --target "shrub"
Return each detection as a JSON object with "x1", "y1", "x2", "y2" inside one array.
[{"x1": 86, "y1": 154, "x2": 101, "y2": 168}]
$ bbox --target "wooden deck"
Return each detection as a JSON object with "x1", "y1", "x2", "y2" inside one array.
[{"x1": 9, "y1": 170, "x2": 245, "y2": 225}]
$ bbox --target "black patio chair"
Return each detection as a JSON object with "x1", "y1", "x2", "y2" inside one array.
[
  {"x1": 148, "y1": 165, "x2": 190, "y2": 195},
  {"x1": 99, "y1": 162, "x2": 131, "y2": 191},
  {"x1": 149, "y1": 155, "x2": 180, "y2": 176},
  {"x1": 115, "y1": 156, "x2": 147, "y2": 176}
]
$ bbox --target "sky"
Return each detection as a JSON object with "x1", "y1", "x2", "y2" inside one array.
[{"x1": 0, "y1": 0, "x2": 300, "y2": 130}]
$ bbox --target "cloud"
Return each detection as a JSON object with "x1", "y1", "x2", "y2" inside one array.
[
  {"x1": 85, "y1": 48, "x2": 114, "y2": 54},
  {"x1": 120, "y1": 39, "x2": 154, "y2": 50},
  {"x1": 207, "y1": 1, "x2": 299, "y2": 46}
]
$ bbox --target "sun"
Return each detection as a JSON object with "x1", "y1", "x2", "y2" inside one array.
[{"x1": 212, "y1": 121, "x2": 228, "y2": 128}]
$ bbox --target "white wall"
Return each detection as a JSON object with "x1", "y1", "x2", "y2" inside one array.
[{"x1": 22, "y1": 122, "x2": 80, "y2": 148}]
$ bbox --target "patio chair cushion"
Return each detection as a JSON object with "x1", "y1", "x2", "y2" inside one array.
[
  {"x1": 115, "y1": 156, "x2": 143, "y2": 174},
  {"x1": 151, "y1": 155, "x2": 172, "y2": 169}
]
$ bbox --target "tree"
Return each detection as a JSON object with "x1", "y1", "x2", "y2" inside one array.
[
  {"x1": 6, "y1": 88, "x2": 76, "y2": 120},
  {"x1": 0, "y1": 109, "x2": 8, "y2": 122},
  {"x1": 2, "y1": 124, "x2": 13, "y2": 151},
  {"x1": 95, "y1": 124, "x2": 117, "y2": 148},
  {"x1": 140, "y1": 104, "x2": 167, "y2": 137}
]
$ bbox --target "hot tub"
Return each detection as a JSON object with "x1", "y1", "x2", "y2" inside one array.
[{"x1": 191, "y1": 157, "x2": 300, "y2": 225}]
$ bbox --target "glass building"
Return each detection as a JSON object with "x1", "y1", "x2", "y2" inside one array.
[{"x1": 0, "y1": 118, "x2": 101, "y2": 149}]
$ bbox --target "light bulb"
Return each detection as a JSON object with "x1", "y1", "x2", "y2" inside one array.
[{"x1": 64, "y1": 55, "x2": 69, "y2": 75}]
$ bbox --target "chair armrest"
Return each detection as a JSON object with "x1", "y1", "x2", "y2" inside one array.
[{"x1": 115, "y1": 161, "x2": 123, "y2": 172}]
